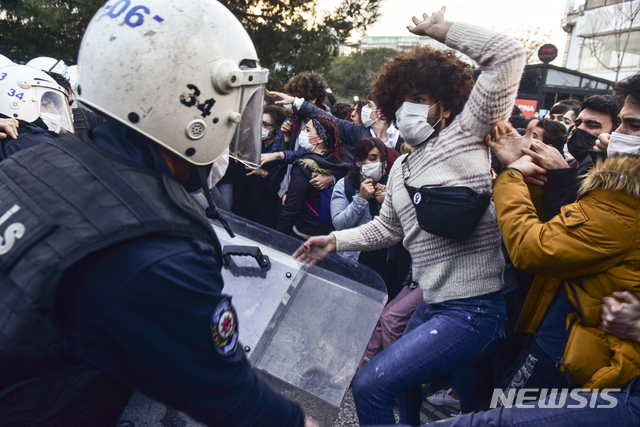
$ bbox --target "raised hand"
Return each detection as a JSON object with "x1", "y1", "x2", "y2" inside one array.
[
  {"x1": 487, "y1": 119, "x2": 539, "y2": 167},
  {"x1": 407, "y1": 6, "x2": 453, "y2": 43}
]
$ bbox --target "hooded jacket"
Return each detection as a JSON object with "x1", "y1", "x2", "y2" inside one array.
[{"x1": 494, "y1": 155, "x2": 640, "y2": 390}]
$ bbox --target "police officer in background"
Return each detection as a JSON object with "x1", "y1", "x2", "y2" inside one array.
[
  {"x1": 0, "y1": 64, "x2": 75, "y2": 158},
  {"x1": 0, "y1": 1, "x2": 316, "y2": 426}
]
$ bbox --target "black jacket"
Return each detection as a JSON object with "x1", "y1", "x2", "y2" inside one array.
[{"x1": 275, "y1": 150, "x2": 352, "y2": 236}]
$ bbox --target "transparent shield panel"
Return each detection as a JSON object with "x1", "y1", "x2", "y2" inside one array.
[
  {"x1": 37, "y1": 88, "x2": 74, "y2": 134},
  {"x1": 229, "y1": 86, "x2": 263, "y2": 169}
]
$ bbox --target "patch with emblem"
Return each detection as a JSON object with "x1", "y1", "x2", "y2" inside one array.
[{"x1": 211, "y1": 297, "x2": 238, "y2": 355}]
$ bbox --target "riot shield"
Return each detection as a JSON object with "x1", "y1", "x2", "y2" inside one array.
[
  {"x1": 122, "y1": 206, "x2": 387, "y2": 427},
  {"x1": 215, "y1": 210, "x2": 387, "y2": 426}
]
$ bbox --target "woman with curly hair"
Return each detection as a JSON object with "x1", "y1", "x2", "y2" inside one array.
[
  {"x1": 293, "y1": 6, "x2": 526, "y2": 425},
  {"x1": 275, "y1": 113, "x2": 352, "y2": 239}
]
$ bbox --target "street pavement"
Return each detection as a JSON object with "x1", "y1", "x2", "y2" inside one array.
[{"x1": 121, "y1": 387, "x2": 459, "y2": 426}]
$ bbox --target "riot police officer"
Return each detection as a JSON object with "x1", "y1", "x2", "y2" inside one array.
[
  {"x1": 0, "y1": 1, "x2": 315, "y2": 426},
  {"x1": 0, "y1": 64, "x2": 74, "y2": 158}
]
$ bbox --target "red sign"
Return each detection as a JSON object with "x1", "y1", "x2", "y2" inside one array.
[
  {"x1": 515, "y1": 98, "x2": 538, "y2": 119},
  {"x1": 538, "y1": 44, "x2": 558, "y2": 63}
]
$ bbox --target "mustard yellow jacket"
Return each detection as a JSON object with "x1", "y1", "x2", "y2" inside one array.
[{"x1": 494, "y1": 155, "x2": 640, "y2": 390}]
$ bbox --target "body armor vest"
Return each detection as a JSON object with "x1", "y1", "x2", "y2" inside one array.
[{"x1": 0, "y1": 134, "x2": 221, "y2": 424}]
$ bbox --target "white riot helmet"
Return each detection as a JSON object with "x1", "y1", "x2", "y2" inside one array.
[
  {"x1": 0, "y1": 64, "x2": 74, "y2": 134},
  {"x1": 26, "y1": 57, "x2": 68, "y2": 74},
  {"x1": 76, "y1": 0, "x2": 268, "y2": 167},
  {"x1": 0, "y1": 54, "x2": 12, "y2": 68},
  {"x1": 62, "y1": 65, "x2": 78, "y2": 93}
]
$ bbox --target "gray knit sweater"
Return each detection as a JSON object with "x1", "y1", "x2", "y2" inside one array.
[{"x1": 333, "y1": 22, "x2": 526, "y2": 304}]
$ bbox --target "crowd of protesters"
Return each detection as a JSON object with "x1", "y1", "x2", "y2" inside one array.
[{"x1": 1, "y1": 3, "x2": 640, "y2": 427}]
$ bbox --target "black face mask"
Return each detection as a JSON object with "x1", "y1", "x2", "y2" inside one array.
[{"x1": 567, "y1": 128, "x2": 597, "y2": 163}]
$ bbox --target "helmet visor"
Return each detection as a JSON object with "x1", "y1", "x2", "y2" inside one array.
[
  {"x1": 229, "y1": 86, "x2": 264, "y2": 169},
  {"x1": 37, "y1": 88, "x2": 74, "y2": 134}
]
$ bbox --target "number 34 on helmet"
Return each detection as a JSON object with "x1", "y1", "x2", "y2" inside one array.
[{"x1": 76, "y1": 0, "x2": 268, "y2": 168}]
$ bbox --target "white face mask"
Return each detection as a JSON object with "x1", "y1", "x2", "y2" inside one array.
[
  {"x1": 361, "y1": 106, "x2": 379, "y2": 128},
  {"x1": 607, "y1": 131, "x2": 640, "y2": 156},
  {"x1": 40, "y1": 112, "x2": 61, "y2": 134},
  {"x1": 261, "y1": 127, "x2": 271, "y2": 141},
  {"x1": 361, "y1": 161, "x2": 383, "y2": 181},
  {"x1": 395, "y1": 101, "x2": 441, "y2": 146},
  {"x1": 298, "y1": 131, "x2": 318, "y2": 152}
]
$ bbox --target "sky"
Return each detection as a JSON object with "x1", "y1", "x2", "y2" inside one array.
[{"x1": 319, "y1": 0, "x2": 572, "y2": 65}]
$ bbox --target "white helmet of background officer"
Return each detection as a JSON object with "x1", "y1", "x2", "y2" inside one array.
[
  {"x1": 26, "y1": 57, "x2": 68, "y2": 75},
  {"x1": 0, "y1": 64, "x2": 74, "y2": 134},
  {"x1": 62, "y1": 65, "x2": 78, "y2": 94},
  {"x1": 76, "y1": 0, "x2": 268, "y2": 167},
  {"x1": 0, "y1": 54, "x2": 12, "y2": 68}
]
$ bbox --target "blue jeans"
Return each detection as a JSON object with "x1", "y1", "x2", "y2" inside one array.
[
  {"x1": 418, "y1": 377, "x2": 640, "y2": 426},
  {"x1": 353, "y1": 292, "x2": 508, "y2": 426}
]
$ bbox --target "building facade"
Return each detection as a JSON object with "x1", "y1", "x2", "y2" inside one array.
[{"x1": 562, "y1": 0, "x2": 640, "y2": 81}]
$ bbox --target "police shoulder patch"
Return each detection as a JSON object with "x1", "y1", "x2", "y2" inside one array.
[{"x1": 211, "y1": 297, "x2": 238, "y2": 355}]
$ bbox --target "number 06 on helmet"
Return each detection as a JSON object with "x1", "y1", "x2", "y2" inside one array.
[{"x1": 76, "y1": 0, "x2": 268, "y2": 167}]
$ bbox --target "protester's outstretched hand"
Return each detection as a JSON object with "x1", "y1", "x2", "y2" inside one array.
[
  {"x1": 407, "y1": 6, "x2": 453, "y2": 44},
  {"x1": 486, "y1": 119, "x2": 539, "y2": 166},
  {"x1": 0, "y1": 118, "x2": 18, "y2": 140},
  {"x1": 293, "y1": 234, "x2": 337, "y2": 266},
  {"x1": 269, "y1": 91, "x2": 295, "y2": 106},
  {"x1": 507, "y1": 155, "x2": 547, "y2": 186},
  {"x1": 245, "y1": 165, "x2": 268, "y2": 178},
  {"x1": 261, "y1": 152, "x2": 280, "y2": 166},
  {"x1": 523, "y1": 140, "x2": 570, "y2": 171},
  {"x1": 602, "y1": 291, "x2": 640, "y2": 344}
]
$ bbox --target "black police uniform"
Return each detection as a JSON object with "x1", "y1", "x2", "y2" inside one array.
[
  {"x1": 0, "y1": 119, "x2": 304, "y2": 427},
  {"x1": 0, "y1": 115, "x2": 57, "y2": 160}
]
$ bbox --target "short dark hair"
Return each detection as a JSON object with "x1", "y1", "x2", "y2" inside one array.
[
  {"x1": 284, "y1": 71, "x2": 328, "y2": 108},
  {"x1": 508, "y1": 115, "x2": 528, "y2": 129},
  {"x1": 581, "y1": 94, "x2": 622, "y2": 132},
  {"x1": 567, "y1": 106, "x2": 580, "y2": 118},
  {"x1": 615, "y1": 73, "x2": 640, "y2": 105},
  {"x1": 44, "y1": 71, "x2": 72, "y2": 97},
  {"x1": 263, "y1": 105, "x2": 288, "y2": 131},
  {"x1": 557, "y1": 98, "x2": 581, "y2": 109},
  {"x1": 331, "y1": 102, "x2": 352, "y2": 120},
  {"x1": 263, "y1": 93, "x2": 278, "y2": 106},
  {"x1": 511, "y1": 105, "x2": 523, "y2": 116},
  {"x1": 352, "y1": 137, "x2": 387, "y2": 173},
  {"x1": 549, "y1": 104, "x2": 570, "y2": 116},
  {"x1": 371, "y1": 47, "x2": 475, "y2": 125},
  {"x1": 536, "y1": 118, "x2": 567, "y2": 155}
]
